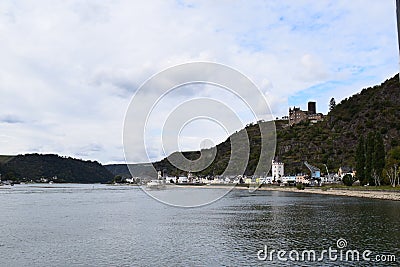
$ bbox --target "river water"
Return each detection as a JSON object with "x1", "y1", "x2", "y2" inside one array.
[{"x1": 0, "y1": 184, "x2": 399, "y2": 266}]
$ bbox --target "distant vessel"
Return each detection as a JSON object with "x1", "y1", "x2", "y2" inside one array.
[{"x1": 146, "y1": 179, "x2": 166, "y2": 190}]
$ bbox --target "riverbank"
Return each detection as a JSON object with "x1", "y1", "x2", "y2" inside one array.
[
  {"x1": 257, "y1": 186, "x2": 400, "y2": 201},
  {"x1": 173, "y1": 184, "x2": 400, "y2": 201}
]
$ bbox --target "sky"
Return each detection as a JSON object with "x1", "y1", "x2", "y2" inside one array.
[{"x1": 0, "y1": 0, "x2": 398, "y2": 164}]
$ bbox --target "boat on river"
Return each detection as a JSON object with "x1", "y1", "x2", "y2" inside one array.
[{"x1": 146, "y1": 179, "x2": 166, "y2": 190}]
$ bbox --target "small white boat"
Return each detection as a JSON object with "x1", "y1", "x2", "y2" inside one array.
[{"x1": 146, "y1": 179, "x2": 166, "y2": 190}]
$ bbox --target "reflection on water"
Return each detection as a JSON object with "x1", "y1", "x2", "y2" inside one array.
[{"x1": 0, "y1": 184, "x2": 399, "y2": 266}]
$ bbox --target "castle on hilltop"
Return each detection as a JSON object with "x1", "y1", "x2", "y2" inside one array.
[{"x1": 288, "y1": 101, "x2": 323, "y2": 126}]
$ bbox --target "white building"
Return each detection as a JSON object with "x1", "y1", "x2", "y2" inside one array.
[
  {"x1": 125, "y1": 177, "x2": 135, "y2": 183},
  {"x1": 272, "y1": 160, "x2": 284, "y2": 180},
  {"x1": 178, "y1": 176, "x2": 188, "y2": 183},
  {"x1": 296, "y1": 175, "x2": 310, "y2": 185},
  {"x1": 321, "y1": 175, "x2": 337, "y2": 184},
  {"x1": 166, "y1": 176, "x2": 176, "y2": 183},
  {"x1": 259, "y1": 177, "x2": 273, "y2": 184},
  {"x1": 281, "y1": 176, "x2": 296, "y2": 184},
  {"x1": 337, "y1": 166, "x2": 355, "y2": 178}
]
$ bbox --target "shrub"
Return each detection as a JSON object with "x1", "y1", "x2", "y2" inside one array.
[
  {"x1": 342, "y1": 174, "x2": 355, "y2": 186},
  {"x1": 296, "y1": 183, "x2": 305, "y2": 190}
]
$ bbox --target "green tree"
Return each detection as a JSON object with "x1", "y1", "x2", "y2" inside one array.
[
  {"x1": 329, "y1": 98, "x2": 336, "y2": 111},
  {"x1": 4, "y1": 171, "x2": 16, "y2": 181},
  {"x1": 343, "y1": 174, "x2": 355, "y2": 186},
  {"x1": 113, "y1": 175, "x2": 123, "y2": 183},
  {"x1": 365, "y1": 132, "x2": 375, "y2": 185},
  {"x1": 385, "y1": 146, "x2": 400, "y2": 166},
  {"x1": 383, "y1": 146, "x2": 400, "y2": 186},
  {"x1": 372, "y1": 132, "x2": 385, "y2": 185},
  {"x1": 355, "y1": 136, "x2": 366, "y2": 184}
]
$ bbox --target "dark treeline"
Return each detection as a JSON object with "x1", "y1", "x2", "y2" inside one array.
[{"x1": 0, "y1": 154, "x2": 113, "y2": 183}]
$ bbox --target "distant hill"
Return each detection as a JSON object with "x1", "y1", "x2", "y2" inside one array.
[
  {"x1": 105, "y1": 163, "x2": 154, "y2": 178},
  {"x1": 0, "y1": 154, "x2": 113, "y2": 183},
  {"x1": 107, "y1": 121, "x2": 271, "y2": 178},
  {"x1": 109, "y1": 73, "x2": 400, "y2": 177}
]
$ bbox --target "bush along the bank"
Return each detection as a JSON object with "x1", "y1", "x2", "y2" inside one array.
[
  {"x1": 296, "y1": 183, "x2": 305, "y2": 190},
  {"x1": 343, "y1": 174, "x2": 355, "y2": 186}
]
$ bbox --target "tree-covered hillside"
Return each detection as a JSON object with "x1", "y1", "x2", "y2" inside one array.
[
  {"x1": 276, "y1": 73, "x2": 400, "y2": 174},
  {"x1": 0, "y1": 154, "x2": 113, "y2": 183}
]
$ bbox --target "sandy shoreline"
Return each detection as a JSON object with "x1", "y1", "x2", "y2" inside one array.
[
  {"x1": 258, "y1": 187, "x2": 400, "y2": 201},
  {"x1": 174, "y1": 184, "x2": 400, "y2": 201}
]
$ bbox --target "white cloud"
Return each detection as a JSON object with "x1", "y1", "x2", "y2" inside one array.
[{"x1": 0, "y1": 0, "x2": 398, "y2": 163}]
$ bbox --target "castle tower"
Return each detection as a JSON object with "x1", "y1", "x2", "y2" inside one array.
[
  {"x1": 308, "y1": 101, "x2": 316, "y2": 115},
  {"x1": 272, "y1": 160, "x2": 284, "y2": 179}
]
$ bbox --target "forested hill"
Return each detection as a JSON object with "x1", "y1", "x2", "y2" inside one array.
[
  {"x1": 0, "y1": 154, "x2": 113, "y2": 183},
  {"x1": 276, "y1": 73, "x2": 400, "y2": 174},
  {"x1": 109, "y1": 73, "x2": 400, "y2": 178}
]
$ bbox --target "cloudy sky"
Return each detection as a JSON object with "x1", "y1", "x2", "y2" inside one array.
[{"x1": 0, "y1": 0, "x2": 398, "y2": 164}]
